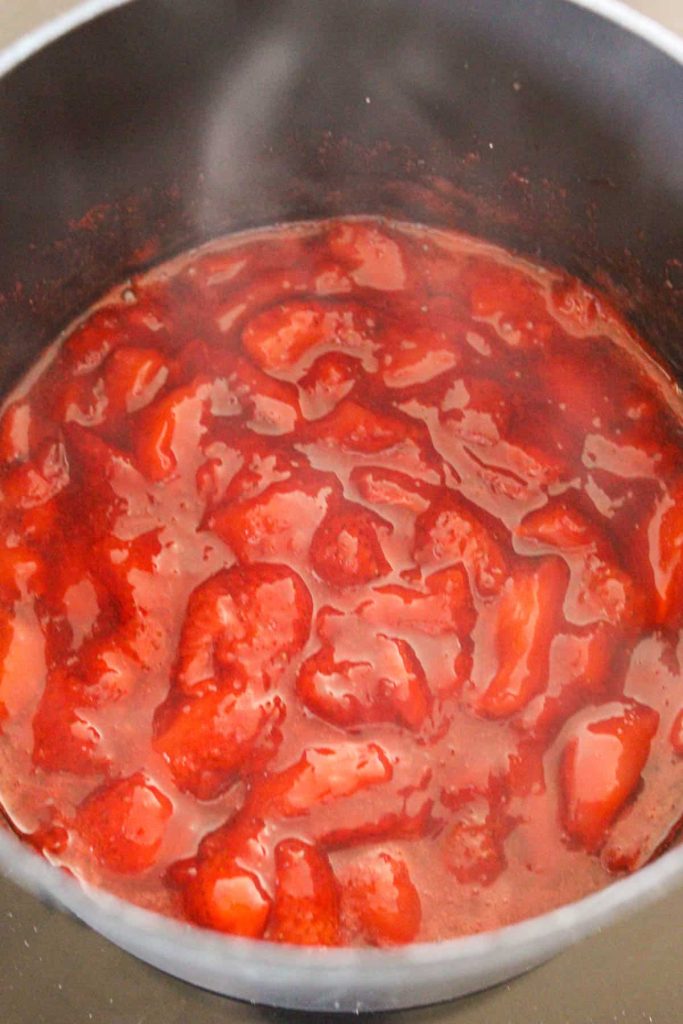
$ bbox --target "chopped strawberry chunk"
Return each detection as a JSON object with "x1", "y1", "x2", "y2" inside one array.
[
  {"x1": 468, "y1": 260, "x2": 555, "y2": 350},
  {"x1": 517, "y1": 498, "x2": 598, "y2": 550},
  {"x1": 74, "y1": 772, "x2": 172, "y2": 874},
  {"x1": 540, "y1": 352, "x2": 612, "y2": 430},
  {"x1": 209, "y1": 471, "x2": 336, "y2": 563},
  {"x1": 474, "y1": 559, "x2": 567, "y2": 718},
  {"x1": 62, "y1": 306, "x2": 126, "y2": 374},
  {"x1": 90, "y1": 529, "x2": 162, "y2": 618},
  {"x1": 342, "y1": 851, "x2": 421, "y2": 945},
  {"x1": 134, "y1": 377, "x2": 214, "y2": 481},
  {"x1": 671, "y1": 707, "x2": 683, "y2": 755},
  {"x1": 227, "y1": 357, "x2": 301, "y2": 435},
  {"x1": 0, "y1": 401, "x2": 33, "y2": 464},
  {"x1": 0, "y1": 606, "x2": 46, "y2": 722},
  {"x1": 413, "y1": 492, "x2": 507, "y2": 594},
  {"x1": 441, "y1": 377, "x2": 510, "y2": 446},
  {"x1": 0, "y1": 542, "x2": 44, "y2": 600},
  {"x1": 441, "y1": 794, "x2": 506, "y2": 885},
  {"x1": 32, "y1": 669, "x2": 109, "y2": 775},
  {"x1": 299, "y1": 352, "x2": 359, "y2": 419},
  {"x1": 103, "y1": 346, "x2": 169, "y2": 416},
  {"x1": 153, "y1": 691, "x2": 285, "y2": 800},
  {"x1": 249, "y1": 743, "x2": 393, "y2": 818},
  {"x1": 310, "y1": 399, "x2": 407, "y2": 453},
  {"x1": 358, "y1": 567, "x2": 475, "y2": 639},
  {"x1": 310, "y1": 503, "x2": 391, "y2": 587},
  {"x1": 520, "y1": 624, "x2": 617, "y2": 738},
  {"x1": 242, "y1": 300, "x2": 376, "y2": 373},
  {"x1": 351, "y1": 466, "x2": 433, "y2": 514},
  {"x1": 518, "y1": 498, "x2": 645, "y2": 628},
  {"x1": 184, "y1": 856, "x2": 271, "y2": 937},
  {"x1": 268, "y1": 839, "x2": 341, "y2": 946},
  {"x1": 561, "y1": 702, "x2": 659, "y2": 852},
  {"x1": 379, "y1": 323, "x2": 458, "y2": 389},
  {"x1": 2, "y1": 439, "x2": 69, "y2": 510},
  {"x1": 297, "y1": 635, "x2": 430, "y2": 730},
  {"x1": 327, "y1": 221, "x2": 407, "y2": 291},
  {"x1": 175, "y1": 564, "x2": 312, "y2": 695},
  {"x1": 647, "y1": 478, "x2": 683, "y2": 625}
]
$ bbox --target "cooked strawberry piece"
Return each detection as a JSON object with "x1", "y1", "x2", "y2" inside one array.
[
  {"x1": 0, "y1": 606, "x2": 46, "y2": 723},
  {"x1": 299, "y1": 352, "x2": 359, "y2": 419},
  {"x1": 647, "y1": 479, "x2": 683, "y2": 625},
  {"x1": 327, "y1": 221, "x2": 407, "y2": 292},
  {"x1": 358, "y1": 567, "x2": 475, "y2": 639},
  {"x1": 184, "y1": 856, "x2": 271, "y2": 937},
  {"x1": 62, "y1": 306, "x2": 126, "y2": 374},
  {"x1": 540, "y1": 352, "x2": 612, "y2": 430},
  {"x1": 65, "y1": 425, "x2": 144, "y2": 536},
  {"x1": 573, "y1": 552, "x2": 645, "y2": 629},
  {"x1": 0, "y1": 542, "x2": 44, "y2": 600},
  {"x1": 2, "y1": 439, "x2": 69, "y2": 510},
  {"x1": 342, "y1": 851, "x2": 421, "y2": 945},
  {"x1": 249, "y1": 743, "x2": 393, "y2": 818},
  {"x1": 226, "y1": 357, "x2": 301, "y2": 434},
  {"x1": 103, "y1": 346, "x2": 169, "y2": 416},
  {"x1": 310, "y1": 399, "x2": 407, "y2": 453},
  {"x1": 474, "y1": 559, "x2": 567, "y2": 719},
  {"x1": 268, "y1": 839, "x2": 340, "y2": 946},
  {"x1": 90, "y1": 529, "x2": 162, "y2": 619},
  {"x1": 520, "y1": 624, "x2": 617, "y2": 738},
  {"x1": 441, "y1": 794, "x2": 505, "y2": 885},
  {"x1": 195, "y1": 440, "x2": 246, "y2": 509},
  {"x1": 210, "y1": 471, "x2": 336, "y2": 563},
  {"x1": 242, "y1": 300, "x2": 376, "y2": 373},
  {"x1": 74, "y1": 773, "x2": 172, "y2": 874},
  {"x1": 153, "y1": 691, "x2": 285, "y2": 800},
  {"x1": 517, "y1": 498, "x2": 598, "y2": 550},
  {"x1": 468, "y1": 261, "x2": 554, "y2": 349},
  {"x1": 379, "y1": 323, "x2": 458, "y2": 389},
  {"x1": 54, "y1": 371, "x2": 109, "y2": 428},
  {"x1": 518, "y1": 498, "x2": 645, "y2": 628},
  {"x1": 441, "y1": 377, "x2": 510, "y2": 446},
  {"x1": 32, "y1": 669, "x2": 108, "y2": 775},
  {"x1": 297, "y1": 635, "x2": 430, "y2": 731},
  {"x1": 77, "y1": 631, "x2": 139, "y2": 705},
  {"x1": 310, "y1": 503, "x2": 391, "y2": 587},
  {"x1": 0, "y1": 401, "x2": 33, "y2": 464},
  {"x1": 561, "y1": 702, "x2": 659, "y2": 852},
  {"x1": 175, "y1": 564, "x2": 312, "y2": 695},
  {"x1": 134, "y1": 377, "x2": 214, "y2": 481},
  {"x1": 351, "y1": 466, "x2": 432, "y2": 514},
  {"x1": 671, "y1": 708, "x2": 683, "y2": 755},
  {"x1": 413, "y1": 492, "x2": 507, "y2": 594}
]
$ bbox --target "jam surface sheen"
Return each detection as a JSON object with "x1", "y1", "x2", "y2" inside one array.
[{"x1": 1, "y1": 217, "x2": 683, "y2": 947}]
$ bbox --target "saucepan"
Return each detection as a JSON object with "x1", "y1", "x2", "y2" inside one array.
[{"x1": 0, "y1": 0, "x2": 681, "y2": 1011}]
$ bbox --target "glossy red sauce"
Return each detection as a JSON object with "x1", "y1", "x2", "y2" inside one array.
[{"x1": 1, "y1": 217, "x2": 683, "y2": 947}]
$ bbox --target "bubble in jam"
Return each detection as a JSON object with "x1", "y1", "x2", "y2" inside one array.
[{"x1": 1, "y1": 217, "x2": 682, "y2": 946}]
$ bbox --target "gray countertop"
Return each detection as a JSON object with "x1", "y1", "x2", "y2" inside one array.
[{"x1": 1, "y1": 1, "x2": 682, "y2": 1022}]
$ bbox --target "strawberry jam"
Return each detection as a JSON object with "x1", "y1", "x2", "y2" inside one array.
[{"x1": 1, "y1": 217, "x2": 682, "y2": 946}]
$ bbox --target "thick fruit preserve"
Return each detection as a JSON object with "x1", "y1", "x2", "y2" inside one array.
[{"x1": 1, "y1": 217, "x2": 682, "y2": 947}]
